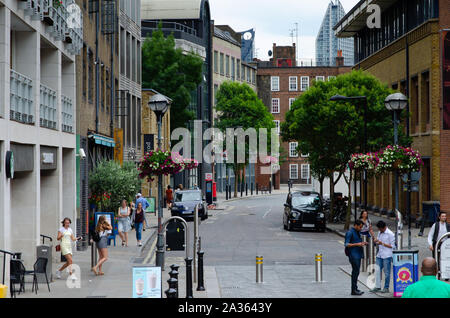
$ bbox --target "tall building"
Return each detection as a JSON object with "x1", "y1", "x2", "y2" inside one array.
[
  {"x1": 316, "y1": 0, "x2": 353, "y2": 66},
  {"x1": 239, "y1": 28, "x2": 255, "y2": 63}
]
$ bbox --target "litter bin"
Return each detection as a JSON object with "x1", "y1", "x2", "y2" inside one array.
[
  {"x1": 0, "y1": 285, "x2": 7, "y2": 298},
  {"x1": 392, "y1": 250, "x2": 419, "y2": 298},
  {"x1": 37, "y1": 245, "x2": 52, "y2": 282},
  {"x1": 166, "y1": 219, "x2": 185, "y2": 251}
]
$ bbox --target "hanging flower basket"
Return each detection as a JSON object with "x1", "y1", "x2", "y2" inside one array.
[
  {"x1": 348, "y1": 153, "x2": 379, "y2": 172},
  {"x1": 53, "y1": 0, "x2": 63, "y2": 9},
  {"x1": 376, "y1": 145, "x2": 423, "y2": 174},
  {"x1": 138, "y1": 150, "x2": 199, "y2": 182}
]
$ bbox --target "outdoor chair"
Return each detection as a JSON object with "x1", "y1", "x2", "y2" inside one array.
[
  {"x1": 9, "y1": 259, "x2": 25, "y2": 298},
  {"x1": 24, "y1": 257, "x2": 50, "y2": 294}
]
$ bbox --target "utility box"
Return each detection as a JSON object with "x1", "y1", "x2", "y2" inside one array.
[
  {"x1": 166, "y1": 219, "x2": 185, "y2": 251},
  {"x1": 37, "y1": 245, "x2": 52, "y2": 282},
  {"x1": 392, "y1": 250, "x2": 419, "y2": 298},
  {"x1": 205, "y1": 180, "x2": 213, "y2": 205}
]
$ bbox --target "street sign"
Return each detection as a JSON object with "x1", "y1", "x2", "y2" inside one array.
[
  {"x1": 205, "y1": 173, "x2": 213, "y2": 181},
  {"x1": 132, "y1": 266, "x2": 162, "y2": 298}
]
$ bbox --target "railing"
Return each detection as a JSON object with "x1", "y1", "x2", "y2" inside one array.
[
  {"x1": 19, "y1": 0, "x2": 50, "y2": 21},
  {"x1": 61, "y1": 95, "x2": 74, "y2": 133},
  {"x1": 40, "y1": 84, "x2": 57, "y2": 130},
  {"x1": 40, "y1": 234, "x2": 53, "y2": 245},
  {"x1": 0, "y1": 249, "x2": 15, "y2": 285},
  {"x1": 10, "y1": 69, "x2": 34, "y2": 124}
]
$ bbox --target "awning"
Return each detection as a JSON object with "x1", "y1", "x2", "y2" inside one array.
[{"x1": 88, "y1": 133, "x2": 116, "y2": 148}]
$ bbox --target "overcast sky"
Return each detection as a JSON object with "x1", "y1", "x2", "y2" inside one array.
[{"x1": 210, "y1": 0, "x2": 360, "y2": 63}]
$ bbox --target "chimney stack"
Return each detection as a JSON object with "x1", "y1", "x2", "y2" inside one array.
[{"x1": 336, "y1": 50, "x2": 344, "y2": 67}]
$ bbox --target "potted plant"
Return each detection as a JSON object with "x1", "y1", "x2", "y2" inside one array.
[{"x1": 376, "y1": 145, "x2": 423, "y2": 174}]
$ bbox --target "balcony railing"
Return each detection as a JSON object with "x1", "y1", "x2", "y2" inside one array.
[
  {"x1": 40, "y1": 84, "x2": 57, "y2": 130},
  {"x1": 10, "y1": 69, "x2": 34, "y2": 124},
  {"x1": 61, "y1": 95, "x2": 73, "y2": 133}
]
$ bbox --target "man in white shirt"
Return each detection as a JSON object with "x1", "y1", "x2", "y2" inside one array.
[
  {"x1": 370, "y1": 220, "x2": 396, "y2": 293},
  {"x1": 428, "y1": 211, "x2": 450, "y2": 257}
]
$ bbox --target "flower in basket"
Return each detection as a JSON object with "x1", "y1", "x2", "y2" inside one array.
[
  {"x1": 53, "y1": 0, "x2": 63, "y2": 9},
  {"x1": 348, "y1": 152, "x2": 379, "y2": 172},
  {"x1": 261, "y1": 155, "x2": 279, "y2": 164},
  {"x1": 138, "y1": 150, "x2": 198, "y2": 181},
  {"x1": 376, "y1": 145, "x2": 423, "y2": 174}
]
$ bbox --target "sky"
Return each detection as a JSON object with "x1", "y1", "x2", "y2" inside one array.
[{"x1": 210, "y1": 0, "x2": 360, "y2": 63}]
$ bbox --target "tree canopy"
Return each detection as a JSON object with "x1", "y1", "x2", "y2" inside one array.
[{"x1": 142, "y1": 26, "x2": 204, "y2": 132}]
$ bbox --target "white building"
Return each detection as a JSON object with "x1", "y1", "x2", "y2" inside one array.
[{"x1": 0, "y1": 0, "x2": 82, "y2": 283}]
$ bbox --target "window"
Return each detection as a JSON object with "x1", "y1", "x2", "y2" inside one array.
[
  {"x1": 220, "y1": 53, "x2": 224, "y2": 75},
  {"x1": 252, "y1": 69, "x2": 256, "y2": 84},
  {"x1": 289, "y1": 164, "x2": 299, "y2": 180},
  {"x1": 241, "y1": 64, "x2": 245, "y2": 81},
  {"x1": 271, "y1": 98, "x2": 280, "y2": 113},
  {"x1": 214, "y1": 84, "x2": 219, "y2": 106},
  {"x1": 289, "y1": 98, "x2": 295, "y2": 110},
  {"x1": 316, "y1": 76, "x2": 325, "y2": 82},
  {"x1": 301, "y1": 76, "x2": 309, "y2": 91},
  {"x1": 225, "y1": 55, "x2": 230, "y2": 77},
  {"x1": 301, "y1": 153, "x2": 310, "y2": 158},
  {"x1": 273, "y1": 120, "x2": 280, "y2": 134},
  {"x1": 301, "y1": 164, "x2": 310, "y2": 180},
  {"x1": 247, "y1": 68, "x2": 251, "y2": 82},
  {"x1": 214, "y1": 51, "x2": 218, "y2": 73},
  {"x1": 271, "y1": 76, "x2": 280, "y2": 91},
  {"x1": 327, "y1": 76, "x2": 336, "y2": 81},
  {"x1": 237, "y1": 59, "x2": 241, "y2": 79},
  {"x1": 289, "y1": 142, "x2": 298, "y2": 157},
  {"x1": 231, "y1": 57, "x2": 235, "y2": 80},
  {"x1": 289, "y1": 76, "x2": 298, "y2": 91}
]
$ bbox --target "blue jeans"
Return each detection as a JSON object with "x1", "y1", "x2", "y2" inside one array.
[
  {"x1": 349, "y1": 257, "x2": 361, "y2": 292},
  {"x1": 135, "y1": 222, "x2": 143, "y2": 241},
  {"x1": 375, "y1": 257, "x2": 392, "y2": 289}
]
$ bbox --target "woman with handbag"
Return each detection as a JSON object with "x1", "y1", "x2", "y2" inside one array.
[
  {"x1": 56, "y1": 218, "x2": 81, "y2": 279},
  {"x1": 134, "y1": 202, "x2": 145, "y2": 247},
  {"x1": 92, "y1": 216, "x2": 112, "y2": 276},
  {"x1": 117, "y1": 199, "x2": 131, "y2": 247}
]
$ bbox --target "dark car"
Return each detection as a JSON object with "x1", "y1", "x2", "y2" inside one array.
[
  {"x1": 283, "y1": 191, "x2": 326, "y2": 232},
  {"x1": 170, "y1": 190, "x2": 208, "y2": 221}
]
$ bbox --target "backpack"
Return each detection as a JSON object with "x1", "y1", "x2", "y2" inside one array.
[
  {"x1": 92, "y1": 231, "x2": 101, "y2": 243},
  {"x1": 345, "y1": 246, "x2": 349, "y2": 257}
]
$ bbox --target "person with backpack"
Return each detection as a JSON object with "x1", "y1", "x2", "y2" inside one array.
[
  {"x1": 428, "y1": 211, "x2": 450, "y2": 257},
  {"x1": 345, "y1": 219, "x2": 368, "y2": 296},
  {"x1": 91, "y1": 216, "x2": 112, "y2": 276}
]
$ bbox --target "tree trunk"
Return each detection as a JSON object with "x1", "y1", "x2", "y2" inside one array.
[
  {"x1": 319, "y1": 177, "x2": 324, "y2": 198},
  {"x1": 328, "y1": 173, "x2": 335, "y2": 222}
]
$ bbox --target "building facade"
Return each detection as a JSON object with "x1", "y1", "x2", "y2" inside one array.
[
  {"x1": 316, "y1": 0, "x2": 354, "y2": 66},
  {"x1": 0, "y1": 0, "x2": 82, "y2": 275},
  {"x1": 334, "y1": 0, "x2": 447, "y2": 217}
]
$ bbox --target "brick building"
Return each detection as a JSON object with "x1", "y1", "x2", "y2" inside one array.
[
  {"x1": 334, "y1": 0, "x2": 450, "y2": 217},
  {"x1": 256, "y1": 44, "x2": 351, "y2": 189}
]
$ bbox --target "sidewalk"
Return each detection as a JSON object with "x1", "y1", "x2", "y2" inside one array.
[{"x1": 214, "y1": 184, "x2": 290, "y2": 206}]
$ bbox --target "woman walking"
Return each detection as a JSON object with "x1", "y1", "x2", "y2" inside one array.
[
  {"x1": 134, "y1": 202, "x2": 145, "y2": 247},
  {"x1": 166, "y1": 185, "x2": 174, "y2": 209},
  {"x1": 359, "y1": 210, "x2": 374, "y2": 237},
  {"x1": 56, "y1": 218, "x2": 81, "y2": 279},
  {"x1": 117, "y1": 199, "x2": 131, "y2": 247},
  {"x1": 92, "y1": 216, "x2": 112, "y2": 276}
]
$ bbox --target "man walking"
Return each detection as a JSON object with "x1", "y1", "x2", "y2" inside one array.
[
  {"x1": 428, "y1": 211, "x2": 450, "y2": 257},
  {"x1": 370, "y1": 220, "x2": 396, "y2": 293},
  {"x1": 345, "y1": 220, "x2": 368, "y2": 296},
  {"x1": 402, "y1": 257, "x2": 450, "y2": 298}
]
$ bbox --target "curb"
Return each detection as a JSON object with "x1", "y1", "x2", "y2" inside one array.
[
  {"x1": 216, "y1": 192, "x2": 289, "y2": 205},
  {"x1": 138, "y1": 228, "x2": 157, "y2": 257},
  {"x1": 326, "y1": 226, "x2": 346, "y2": 238}
]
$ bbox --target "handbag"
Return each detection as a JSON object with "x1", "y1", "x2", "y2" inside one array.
[{"x1": 55, "y1": 244, "x2": 61, "y2": 252}]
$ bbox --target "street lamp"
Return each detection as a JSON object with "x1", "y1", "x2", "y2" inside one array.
[
  {"x1": 385, "y1": 92, "x2": 408, "y2": 248},
  {"x1": 148, "y1": 93, "x2": 171, "y2": 268},
  {"x1": 329, "y1": 95, "x2": 368, "y2": 221}
]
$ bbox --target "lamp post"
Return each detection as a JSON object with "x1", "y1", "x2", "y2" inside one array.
[
  {"x1": 330, "y1": 95, "x2": 368, "y2": 221},
  {"x1": 148, "y1": 93, "x2": 171, "y2": 268},
  {"x1": 384, "y1": 93, "x2": 408, "y2": 249}
]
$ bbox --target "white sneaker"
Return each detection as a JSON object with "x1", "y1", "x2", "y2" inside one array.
[
  {"x1": 56, "y1": 270, "x2": 61, "y2": 279},
  {"x1": 138, "y1": 242, "x2": 142, "y2": 247}
]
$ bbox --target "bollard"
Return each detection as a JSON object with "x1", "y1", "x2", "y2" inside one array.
[
  {"x1": 197, "y1": 250, "x2": 205, "y2": 291},
  {"x1": 315, "y1": 253, "x2": 323, "y2": 282},
  {"x1": 165, "y1": 288, "x2": 177, "y2": 298},
  {"x1": 226, "y1": 185, "x2": 229, "y2": 200},
  {"x1": 246, "y1": 183, "x2": 248, "y2": 196},
  {"x1": 241, "y1": 183, "x2": 243, "y2": 197},
  {"x1": 168, "y1": 269, "x2": 179, "y2": 297},
  {"x1": 251, "y1": 183, "x2": 254, "y2": 195},
  {"x1": 368, "y1": 236, "x2": 375, "y2": 273},
  {"x1": 185, "y1": 257, "x2": 193, "y2": 298},
  {"x1": 170, "y1": 264, "x2": 180, "y2": 274},
  {"x1": 256, "y1": 256, "x2": 263, "y2": 283},
  {"x1": 362, "y1": 236, "x2": 368, "y2": 272},
  {"x1": 256, "y1": 184, "x2": 259, "y2": 195}
]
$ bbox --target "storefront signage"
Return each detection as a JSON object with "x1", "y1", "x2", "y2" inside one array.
[{"x1": 132, "y1": 266, "x2": 162, "y2": 298}]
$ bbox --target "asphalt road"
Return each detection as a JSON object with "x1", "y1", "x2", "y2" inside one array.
[{"x1": 195, "y1": 194, "x2": 350, "y2": 267}]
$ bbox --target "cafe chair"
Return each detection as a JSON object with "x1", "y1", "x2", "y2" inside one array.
[
  {"x1": 25, "y1": 258, "x2": 50, "y2": 294},
  {"x1": 9, "y1": 260, "x2": 26, "y2": 298}
]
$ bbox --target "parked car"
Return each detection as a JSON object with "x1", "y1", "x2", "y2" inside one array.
[
  {"x1": 170, "y1": 190, "x2": 208, "y2": 221},
  {"x1": 283, "y1": 191, "x2": 326, "y2": 232}
]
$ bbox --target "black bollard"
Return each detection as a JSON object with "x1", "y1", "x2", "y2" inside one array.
[
  {"x1": 226, "y1": 184, "x2": 228, "y2": 200},
  {"x1": 241, "y1": 183, "x2": 243, "y2": 197},
  {"x1": 165, "y1": 288, "x2": 177, "y2": 298},
  {"x1": 185, "y1": 257, "x2": 193, "y2": 298},
  {"x1": 256, "y1": 183, "x2": 259, "y2": 195},
  {"x1": 246, "y1": 183, "x2": 248, "y2": 196},
  {"x1": 251, "y1": 183, "x2": 254, "y2": 195},
  {"x1": 167, "y1": 277, "x2": 178, "y2": 298},
  {"x1": 169, "y1": 269, "x2": 179, "y2": 279},
  {"x1": 197, "y1": 250, "x2": 205, "y2": 291},
  {"x1": 170, "y1": 264, "x2": 180, "y2": 273}
]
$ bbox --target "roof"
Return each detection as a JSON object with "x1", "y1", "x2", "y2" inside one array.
[
  {"x1": 214, "y1": 26, "x2": 241, "y2": 47},
  {"x1": 141, "y1": 0, "x2": 206, "y2": 20},
  {"x1": 334, "y1": 0, "x2": 398, "y2": 37}
]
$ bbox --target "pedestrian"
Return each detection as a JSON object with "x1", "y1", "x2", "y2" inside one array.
[
  {"x1": 176, "y1": 184, "x2": 183, "y2": 192},
  {"x1": 428, "y1": 211, "x2": 450, "y2": 257},
  {"x1": 402, "y1": 257, "x2": 450, "y2": 298},
  {"x1": 56, "y1": 218, "x2": 82, "y2": 279},
  {"x1": 134, "y1": 202, "x2": 145, "y2": 247},
  {"x1": 166, "y1": 185, "x2": 174, "y2": 209},
  {"x1": 370, "y1": 220, "x2": 395, "y2": 293},
  {"x1": 359, "y1": 210, "x2": 374, "y2": 237},
  {"x1": 135, "y1": 193, "x2": 149, "y2": 230},
  {"x1": 129, "y1": 201, "x2": 136, "y2": 229},
  {"x1": 117, "y1": 199, "x2": 131, "y2": 247},
  {"x1": 345, "y1": 219, "x2": 368, "y2": 296},
  {"x1": 92, "y1": 215, "x2": 112, "y2": 276}
]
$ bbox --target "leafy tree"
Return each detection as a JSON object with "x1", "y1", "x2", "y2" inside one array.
[
  {"x1": 282, "y1": 70, "x2": 410, "y2": 228},
  {"x1": 89, "y1": 160, "x2": 141, "y2": 213},
  {"x1": 142, "y1": 25, "x2": 204, "y2": 132},
  {"x1": 215, "y1": 81, "x2": 276, "y2": 197}
]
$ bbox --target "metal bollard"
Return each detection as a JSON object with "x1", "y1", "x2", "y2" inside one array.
[
  {"x1": 226, "y1": 185, "x2": 229, "y2": 200},
  {"x1": 246, "y1": 183, "x2": 248, "y2": 196},
  {"x1": 362, "y1": 236, "x2": 368, "y2": 272},
  {"x1": 168, "y1": 268, "x2": 179, "y2": 297},
  {"x1": 256, "y1": 184, "x2": 258, "y2": 195},
  {"x1": 185, "y1": 257, "x2": 193, "y2": 298},
  {"x1": 241, "y1": 183, "x2": 243, "y2": 197},
  {"x1": 197, "y1": 250, "x2": 205, "y2": 291},
  {"x1": 315, "y1": 253, "x2": 323, "y2": 282},
  {"x1": 170, "y1": 264, "x2": 180, "y2": 274},
  {"x1": 368, "y1": 236, "x2": 375, "y2": 273},
  {"x1": 256, "y1": 256, "x2": 263, "y2": 283},
  {"x1": 251, "y1": 183, "x2": 254, "y2": 195},
  {"x1": 165, "y1": 288, "x2": 177, "y2": 298}
]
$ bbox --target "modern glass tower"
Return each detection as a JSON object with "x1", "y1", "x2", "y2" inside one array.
[{"x1": 316, "y1": 0, "x2": 354, "y2": 66}]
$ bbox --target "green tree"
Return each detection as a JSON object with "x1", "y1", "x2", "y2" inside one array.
[
  {"x1": 89, "y1": 160, "x2": 141, "y2": 213},
  {"x1": 215, "y1": 81, "x2": 276, "y2": 197},
  {"x1": 282, "y1": 70, "x2": 410, "y2": 228},
  {"x1": 142, "y1": 25, "x2": 204, "y2": 132}
]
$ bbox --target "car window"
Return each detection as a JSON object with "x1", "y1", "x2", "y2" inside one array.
[
  {"x1": 175, "y1": 192, "x2": 202, "y2": 202},
  {"x1": 291, "y1": 195, "x2": 320, "y2": 208}
]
